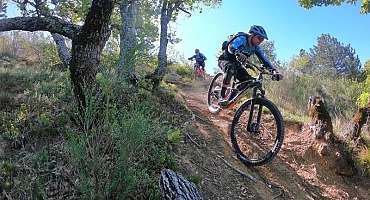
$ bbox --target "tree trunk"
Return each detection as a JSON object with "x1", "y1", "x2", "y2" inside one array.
[
  {"x1": 340, "y1": 97, "x2": 370, "y2": 142},
  {"x1": 160, "y1": 169, "x2": 202, "y2": 200},
  {"x1": 149, "y1": 0, "x2": 171, "y2": 88},
  {"x1": 117, "y1": 0, "x2": 139, "y2": 85},
  {"x1": 51, "y1": 33, "x2": 70, "y2": 69},
  {"x1": 0, "y1": 0, "x2": 115, "y2": 116},
  {"x1": 69, "y1": 0, "x2": 114, "y2": 111},
  {"x1": 11, "y1": 31, "x2": 19, "y2": 58},
  {"x1": 307, "y1": 96, "x2": 356, "y2": 176},
  {"x1": 118, "y1": 0, "x2": 137, "y2": 75},
  {"x1": 350, "y1": 107, "x2": 370, "y2": 140},
  {"x1": 148, "y1": 0, "x2": 182, "y2": 89},
  {"x1": 307, "y1": 96, "x2": 335, "y2": 142}
]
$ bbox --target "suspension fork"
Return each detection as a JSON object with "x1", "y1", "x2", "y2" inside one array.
[{"x1": 247, "y1": 86, "x2": 265, "y2": 132}]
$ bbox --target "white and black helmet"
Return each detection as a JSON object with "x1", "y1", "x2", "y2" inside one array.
[{"x1": 249, "y1": 25, "x2": 268, "y2": 40}]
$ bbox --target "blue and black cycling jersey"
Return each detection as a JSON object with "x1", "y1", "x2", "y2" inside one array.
[
  {"x1": 225, "y1": 34, "x2": 275, "y2": 71},
  {"x1": 189, "y1": 53, "x2": 207, "y2": 63}
]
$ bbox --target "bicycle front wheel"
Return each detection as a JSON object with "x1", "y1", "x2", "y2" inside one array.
[
  {"x1": 207, "y1": 72, "x2": 223, "y2": 113},
  {"x1": 230, "y1": 97, "x2": 284, "y2": 166}
]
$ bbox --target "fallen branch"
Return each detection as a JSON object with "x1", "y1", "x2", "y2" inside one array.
[
  {"x1": 194, "y1": 114, "x2": 209, "y2": 123},
  {"x1": 185, "y1": 133, "x2": 201, "y2": 148},
  {"x1": 216, "y1": 155, "x2": 257, "y2": 182},
  {"x1": 190, "y1": 160, "x2": 215, "y2": 175}
]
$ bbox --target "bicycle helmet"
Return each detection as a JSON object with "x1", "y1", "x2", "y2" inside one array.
[
  {"x1": 249, "y1": 25, "x2": 268, "y2": 40},
  {"x1": 195, "y1": 49, "x2": 200, "y2": 53}
]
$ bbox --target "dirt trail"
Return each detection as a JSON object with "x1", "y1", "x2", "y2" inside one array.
[{"x1": 174, "y1": 78, "x2": 370, "y2": 200}]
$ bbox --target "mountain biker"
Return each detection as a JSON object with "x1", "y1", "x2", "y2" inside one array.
[
  {"x1": 218, "y1": 25, "x2": 281, "y2": 107},
  {"x1": 188, "y1": 49, "x2": 207, "y2": 72}
]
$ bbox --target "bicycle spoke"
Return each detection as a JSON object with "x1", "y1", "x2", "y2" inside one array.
[
  {"x1": 208, "y1": 73, "x2": 224, "y2": 113},
  {"x1": 231, "y1": 98, "x2": 284, "y2": 165}
]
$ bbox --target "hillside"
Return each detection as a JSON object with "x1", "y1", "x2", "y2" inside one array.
[
  {"x1": 1, "y1": 58, "x2": 370, "y2": 199},
  {"x1": 1, "y1": 0, "x2": 370, "y2": 199},
  {"x1": 172, "y1": 78, "x2": 370, "y2": 199}
]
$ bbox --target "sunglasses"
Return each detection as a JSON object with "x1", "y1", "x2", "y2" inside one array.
[{"x1": 255, "y1": 35, "x2": 264, "y2": 42}]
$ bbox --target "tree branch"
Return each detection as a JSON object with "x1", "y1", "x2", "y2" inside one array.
[
  {"x1": 0, "y1": 16, "x2": 80, "y2": 39},
  {"x1": 178, "y1": 7, "x2": 191, "y2": 15},
  {"x1": 174, "y1": 0, "x2": 183, "y2": 10},
  {"x1": 168, "y1": 0, "x2": 182, "y2": 14}
]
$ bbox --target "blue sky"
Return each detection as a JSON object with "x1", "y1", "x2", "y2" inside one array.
[
  {"x1": 174, "y1": 0, "x2": 370, "y2": 73},
  {"x1": 5, "y1": 1, "x2": 370, "y2": 74}
]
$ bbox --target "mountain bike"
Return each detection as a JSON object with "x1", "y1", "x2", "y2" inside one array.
[
  {"x1": 207, "y1": 60, "x2": 284, "y2": 166},
  {"x1": 193, "y1": 62, "x2": 205, "y2": 80}
]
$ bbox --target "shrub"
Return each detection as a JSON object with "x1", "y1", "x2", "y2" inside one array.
[
  {"x1": 167, "y1": 129, "x2": 182, "y2": 144},
  {"x1": 357, "y1": 146, "x2": 370, "y2": 175},
  {"x1": 0, "y1": 62, "x2": 71, "y2": 144},
  {"x1": 0, "y1": 160, "x2": 15, "y2": 192},
  {"x1": 265, "y1": 70, "x2": 364, "y2": 121},
  {"x1": 174, "y1": 64, "x2": 193, "y2": 77},
  {"x1": 65, "y1": 71, "x2": 178, "y2": 199},
  {"x1": 357, "y1": 92, "x2": 369, "y2": 108}
]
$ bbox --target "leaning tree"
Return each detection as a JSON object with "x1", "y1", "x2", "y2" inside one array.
[{"x1": 0, "y1": 0, "x2": 115, "y2": 112}]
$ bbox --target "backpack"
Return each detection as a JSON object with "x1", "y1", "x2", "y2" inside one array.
[
  {"x1": 218, "y1": 32, "x2": 248, "y2": 62},
  {"x1": 221, "y1": 32, "x2": 248, "y2": 51}
]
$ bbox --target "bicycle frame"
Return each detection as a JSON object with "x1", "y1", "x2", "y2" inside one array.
[
  {"x1": 209, "y1": 60, "x2": 273, "y2": 114},
  {"x1": 228, "y1": 72, "x2": 265, "y2": 103},
  {"x1": 227, "y1": 63, "x2": 269, "y2": 133}
]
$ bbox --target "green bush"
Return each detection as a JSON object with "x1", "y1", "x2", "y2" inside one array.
[
  {"x1": 161, "y1": 81, "x2": 178, "y2": 92},
  {"x1": 0, "y1": 57, "x2": 188, "y2": 199},
  {"x1": 357, "y1": 92, "x2": 369, "y2": 108},
  {"x1": 167, "y1": 129, "x2": 182, "y2": 144},
  {"x1": 174, "y1": 64, "x2": 193, "y2": 77},
  {"x1": 265, "y1": 70, "x2": 364, "y2": 120},
  {"x1": 0, "y1": 63, "x2": 71, "y2": 142},
  {"x1": 265, "y1": 69, "x2": 370, "y2": 176},
  {"x1": 40, "y1": 42, "x2": 60, "y2": 68},
  {"x1": 358, "y1": 145, "x2": 370, "y2": 176},
  {"x1": 0, "y1": 160, "x2": 15, "y2": 191},
  {"x1": 1, "y1": 104, "x2": 29, "y2": 140},
  {"x1": 66, "y1": 71, "x2": 177, "y2": 199}
]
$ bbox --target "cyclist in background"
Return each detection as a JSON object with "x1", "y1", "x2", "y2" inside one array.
[{"x1": 188, "y1": 48, "x2": 207, "y2": 72}]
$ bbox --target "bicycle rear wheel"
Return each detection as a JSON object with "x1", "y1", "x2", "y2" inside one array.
[
  {"x1": 195, "y1": 68, "x2": 204, "y2": 80},
  {"x1": 230, "y1": 97, "x2": 284, "y2": 166}
]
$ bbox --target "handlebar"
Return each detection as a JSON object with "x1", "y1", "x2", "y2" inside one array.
[
  {"x1": 242, "y1": 59, "x2": 273, "y2": 75},
  {"x1": 239, "y1": 59, "x2": 283, "y2": 81},
  {"x1": 234, "y1": 50, "x2": 272, "y2": 74}
]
